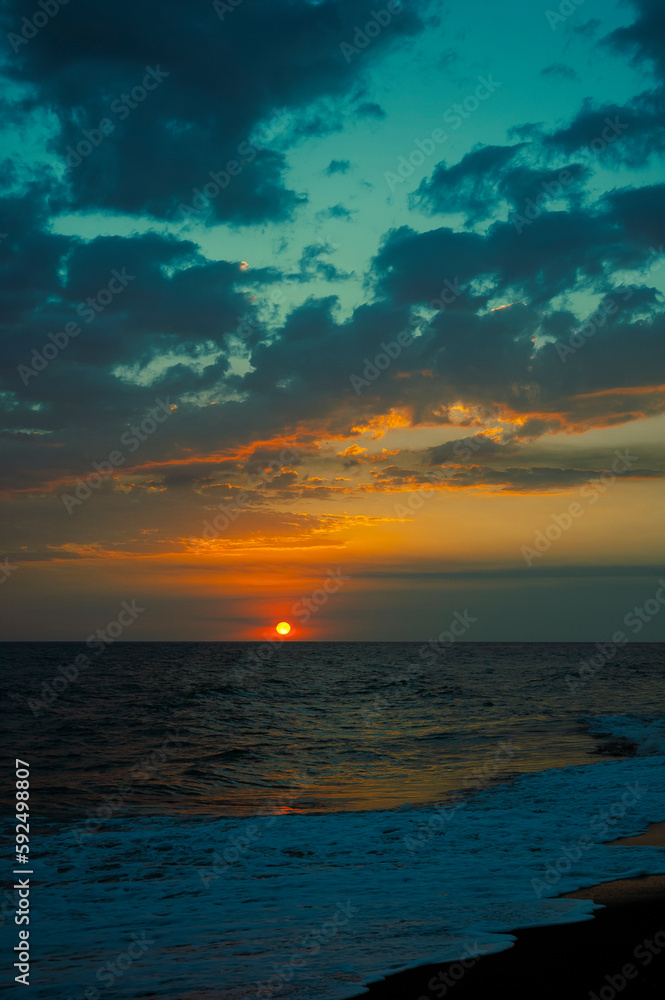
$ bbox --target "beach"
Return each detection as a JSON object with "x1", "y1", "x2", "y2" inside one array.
[
  {"x1": 3, "y1": 641, "x2": 665, "y2": 999},
  {"x1": 4, "y1": 0, "x2": 665, "y2": 994},
  {"x1": 362, "y1": 826, "x2": 665, "y2": 1000}
]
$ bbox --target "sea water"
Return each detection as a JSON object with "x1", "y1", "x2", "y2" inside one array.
[{"x1": 1, "y1": 641, "x2": 664, "y2": 998}]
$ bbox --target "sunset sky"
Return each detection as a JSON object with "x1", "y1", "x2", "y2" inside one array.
[{"x1": 1, "y1": 0, "x2": 664, "y2": 640}]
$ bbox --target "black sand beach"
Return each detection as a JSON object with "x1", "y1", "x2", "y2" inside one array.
[{"x1": 359, "y1": 825, "x2": 665, "y2": 1000}]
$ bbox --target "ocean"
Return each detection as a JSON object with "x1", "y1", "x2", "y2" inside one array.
[{"x1": 1, "y1": 641, "x2": 665, "y2": 999}]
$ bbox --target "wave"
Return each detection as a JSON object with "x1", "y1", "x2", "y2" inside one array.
[
  {"x1": 26, "y1": 713, "x2": 665, "y2": 999},
  {"x1": 581, "y1": 712, "x2": 665, "y2": 756}
]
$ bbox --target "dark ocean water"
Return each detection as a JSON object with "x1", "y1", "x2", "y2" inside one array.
[{"x1": 1, "y1": 642, "x2": 664, "y2": 999}]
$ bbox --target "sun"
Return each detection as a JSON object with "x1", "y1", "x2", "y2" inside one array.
[{"x1": 275, "y1": 621, "x2": 291, "y2": 635}]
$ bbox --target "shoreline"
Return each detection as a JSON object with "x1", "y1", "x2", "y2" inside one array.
[{"x1": 357, "y1": 823, "x2": 665, "y2": 1000}]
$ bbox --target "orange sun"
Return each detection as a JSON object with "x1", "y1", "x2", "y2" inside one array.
[{"x1": 275, "y1": 621, "x2": 291, "y2": 635}]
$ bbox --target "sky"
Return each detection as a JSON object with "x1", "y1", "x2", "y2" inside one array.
[{"x1": 0, "y1": 0, "x2": 664, "y2": 641}]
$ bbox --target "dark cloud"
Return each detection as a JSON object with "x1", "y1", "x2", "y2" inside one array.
[
  {"x1": 540, "y1": 64, "x2": 579, "y2": 81},
  {"x1": 1, "y1": 0, "x2": 664, "y2": 560},
  {"x1": 293, "y1": 242, "x2": 352, "y2": 282},
  {"x1": 0, "y1": 0, "x2": 427, "y2": 223},
  {"x1": 372, "y1": 192, "x2": 653, "y2": 308},
  {"x1": 539, "y1": 93, "x2": 665, "y2": 168},
  {"x1": 0, "y1": 210, "x2": 291, "y2": 492},
  {"x1": 325, "y1": 159, "x2": 352, "y2": 175},
  {"x1": 572, "y1": 19, "x2": 602, "y2": 39},
  {"x1": 351, "y1": 188, "x2": 665, "y2": 432},
  {"x1": 373, "y1": 463, "x2": 665, "y2": 493},
  {"x1": 411, "y1": 144, "x2": 588, "y2": 225},
  {"x1": 444, "y1": 466, "x2": 665, "y2": 492},
  {"x1": 601, "y1": 183, "x2": 665, "y2": 248},
  {"x1": 411, "y1": 144, "x2": 524, "y2": 221},
  {"x1": 606, "y1": 0, "x2": 665, "y2": 76},
  {"x1": 321, "y1": 203, "x2": 357, "y2": 220},
  {"x1": 3, "y1": 162, "x2": 664, "y2": 503},
  {"x1": 356, "y1": 101, "x2": 386, "y2": 118},
  {"x1": 428, "y1": 434, "x2": 520, "y2": 465},
  {"x1": 504, "y1": 4, "x2": 665, "y2": 179}
]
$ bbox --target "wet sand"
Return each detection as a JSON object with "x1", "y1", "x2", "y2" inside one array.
[{"x1": 358, "y1": 823, "x2": 665, "y2": 1000}]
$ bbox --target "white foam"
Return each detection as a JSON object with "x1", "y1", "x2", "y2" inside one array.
[
  {"x1": 29, "y1": 715, "x2": 665, "y2": 999},
  {"x1": 581, "y1": 712, "x2": 665, "y2": 756}
]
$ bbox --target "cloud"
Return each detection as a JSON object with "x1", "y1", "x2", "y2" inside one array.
[
  {"x1": 293, "y1": 242, "x2": 352, "y2": 282},
  {"x1": 3, "y1": 157, "x2": 664, "y2": 508},
  {"x1": 539, "y1": 94, "x2": 665, "y2": 168},
  {"x1": 325, "y1": 158, "x2": 352, "y2": 175},
  {"x1": 372, "y1": 463, "x2": 665, "y2": 494},
  {"x1": 572, "y1": 18, "x2": 601, "y2": 39},
  {"x1": 411, "y1": 143, "x2": 527, "y2": 222},
  {"x1": 0, "y1": 0, "x2": 427, "y2": 224},
  {"x1": 606, "y1": 0, "x2": 665, "y2": 76},
  {"x1": 411, "y1": 142, "x2": 592, "y2": 226},
  {"x1": 185, "y1": 510, "x2": 400, "y2": 553},
  {"x1": 320, "y1": 202, "x2": 357, "y2": 220},
  {"x1": 428, "y1": 432, "x2": 521, "y2": 465},
  {"x1": 540, "y1": 63, "x2": 579, "y2": 81},
  {"x1": 1, "y1": 0, "x2": 665, "y2": 582},
  {"x1": 356, "y1": 101, "x2": 386, "y2": 118}
]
